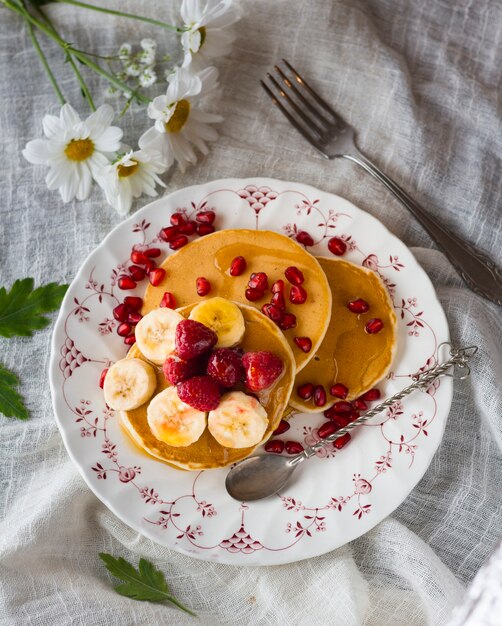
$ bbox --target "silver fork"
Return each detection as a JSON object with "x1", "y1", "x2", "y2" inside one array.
[{"x1": 261, "y1": 60, "x2": 502, "y2": 306}]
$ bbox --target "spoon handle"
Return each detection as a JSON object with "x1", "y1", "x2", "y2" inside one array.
[{"x1": 295, "y1": 344, "x2": 477, "y2": 463}]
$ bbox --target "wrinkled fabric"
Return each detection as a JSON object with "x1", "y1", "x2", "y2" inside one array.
[{"x1": 0, "y1": 1, "x2": 501, "y2": 624}]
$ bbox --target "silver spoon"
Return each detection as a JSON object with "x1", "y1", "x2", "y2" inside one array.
[{"x1": 226, "y1": 344, "x2": 478, "y2": 501}]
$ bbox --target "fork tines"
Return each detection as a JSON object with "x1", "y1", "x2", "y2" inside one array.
[{"x1": 260, "y1": 59, "x2": 342, "y2": 149}]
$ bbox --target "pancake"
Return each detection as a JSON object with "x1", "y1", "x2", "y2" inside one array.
[
  {"x1": 290, "y1": 258, "x2": 397, "y2": 412},
  {"x1": 120, "y1": 303, "x2": 296, "y2": 470},
  {"x1": 142, "y1": 229, "x2": 332, "y2": 372}
]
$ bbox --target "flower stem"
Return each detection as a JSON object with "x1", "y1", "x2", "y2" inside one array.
[
  {"x1": 5, "y1": 1, "x2": 149, "y2": 105},
  {"x1": 26, "y1": 20, "x2": 65, "y2": 104},
  {"x1": 52, "y1": 0, "x2": 183, "y2": 32},
  {"x1": 29, "y1": 2, "x2": 96, "y2": 111}
]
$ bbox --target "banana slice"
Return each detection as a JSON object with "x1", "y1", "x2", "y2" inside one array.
[
  {"x1": 189, "y1": 297, "x2": 245, "y2": 348},
  {"x1": 208, "y1": 391, "x2": 268, "y2": 448},
  {"x1": 103, "y1": 358, "x2": 157, "y2": 411},
  {"x1": 135, "y1": 307, "x2": 184, "y2": 364},
  {"x1": 147, "y1": 386, "x2": 207, "y2": 447}
]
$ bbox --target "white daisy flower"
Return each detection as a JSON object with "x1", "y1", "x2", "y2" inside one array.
[
  {"x1": 180, "y1": 0, "x2": 239, "y2": 72},
  {"x1": 138, "y1": 66, "x2": 223, "y2": 171},
  {"x1": 98, "y1": 149, "x2": 166, "y2": 216},
  {"x1": 22, "y1": 103, "x2": 123, "y2": 203}
]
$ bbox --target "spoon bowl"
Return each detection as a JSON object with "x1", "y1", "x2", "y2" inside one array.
[{"x1": 225, "y1": 453, "x2": 300, "y2": 501}]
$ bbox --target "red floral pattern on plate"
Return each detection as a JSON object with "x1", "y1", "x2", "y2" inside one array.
[{"x1": 49, "y1": 178, "x2": 452, "y2": 565}]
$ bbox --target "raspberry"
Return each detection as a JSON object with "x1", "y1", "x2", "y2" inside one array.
[
  {"x1": 206, "y1": 348, "x2": 244, "y2": 388},
  {"x1": 175, "y1": 319, "x2": 217, "y2": 360},
  {"x1": 242, "y1": 351, "x2": 284, "y2": 392},
  {"x1": 163, "y1": 354, "x2": 201, "y2": 385},
  {"x1": 177, "y1": 375, "x2": 220, "y2": 411}
]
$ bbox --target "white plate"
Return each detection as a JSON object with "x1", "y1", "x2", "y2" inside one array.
[{"x1": 50, "y1": 178, "x2": 451, "y2": 565}]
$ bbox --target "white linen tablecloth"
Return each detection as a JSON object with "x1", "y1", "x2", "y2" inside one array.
[{"x1": 0, "y1": 1, "x2": 501, "y2": 624}]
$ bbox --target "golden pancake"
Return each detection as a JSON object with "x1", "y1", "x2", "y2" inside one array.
[
  {"x1": 120, "y1": 303, "x2": 295, "y2": 470},
  {"x1": 142, "y1": 229, "x2": 331, "y2": 372},
  {"x1": 290, "y1": 258, "x2": 397, "y2": 412}
]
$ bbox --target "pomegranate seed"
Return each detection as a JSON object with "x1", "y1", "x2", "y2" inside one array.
[
  {"x1": 325, "y1": 411, "x2": 350, "y2": 429},
  {"x1": 129, "y1": 265, "x2": 146, "y2": 281},
  {"x1": 160, "y1": 291, "x2": 176, "y2": 309},
  {"x1": 349, "y1": 411, "x2": 360, "y2": 422},
  {"x1": 144, "y1": 248, "x2": 161, "y2": 258},
  {"x1": 285, "y1": 266, "x2": 304, "y2": 285},
  {"x1": 328, "y1": 237, "x2": 347, "y2": 256},
  {"x1": 294, "y1": 336, "x2": 312, "y2": 353},
  {"x1": 248, "y1": 272, "x2": 269, "y2": 292},
  {"x1": 347, "y1": 298, "x2": 370, "y2": 314},
  {"x1": 170, "y1": 213, "x2": 186, "y2": 227},
  {"x1": 169, "y1": 235, "x2": 189, "y2": 250},
  {"x1": 179, "y1": 220, "x2": 197, "y2": 235},
  {"x1": 361, "y1": 388, "x2": 381, "y2": 402},
  {"x1": 297, "y1": 382, "x2": 314, "y2": 400},
  {"x1": 196, "y1": 210, "x2": 216, "y2": 224},
  {"x1": 99, "y1": 368, "x2": 108, "y2": 389},
  {"x1": 352, "y1": 398, "x2": 368, "y2": 411},
  {"x1": 290, "y1": 285, "x2": 308, "y2": 304},
  {"x1": 332, "y1": 401, "x2": 352, "y2": 414},
  {"x1": 264, "y1": 439, "x2": 284, "y2": 454},
  {"x1": 130, "y1": 250, "x2": 148, "y2": 265},
  {"x1": 272, "y1": 420, "x2": 290, "y2": 436},
  {"x1": 159, "y1": 226, "x2": 180, "y2": 242},
  {"x1": 196, "y1": 277, "x2": 211, "y2": 296},
  {"x1": 117, "y1": 322, "x2": 132, "y2": 337},
  {"x1": 296, "y1": 231, "x2": 314, "y2": 247},
  {"x1": 112, "y1": 303, "x2": 128, "y2": 322},
  {"x1": 230, "y1": 256, "x2": 247, "y2": 276},
  {"x1": 261, "y1": 304, "x2": 283, "y2": 324},
  {"x1": 149, "y1": 268, "x2": 166, "y2": 286},
  {"x1": 124, "y1": 335, "x2": 136, "y2": 346},
  {"x1": 197, "y1": 223, "x2": 215, "y2": 236},
  {"x1": 271, "y1": 279, "x2": 285, "y2": 294},
  {"x1": 279, "y1": 313, "x2": 297, "y2": 330},
  {"x1": 324, "y1": 405, "x2": 343, "y2": 420},
  {"x1": 285, "y1": 441, "x2": 304, "y2": 455},
  {"x1": 365, "y1": 318, "x2": 384, "y2": 334},
  {"x1": 313, "y1": 385, "x2": 327, "y2": 407},
  {"x1": 123, "y1": 296, "x2": 143, "y2": 311},
  {"x1": 127, "y1": 311, "x2": 143, "y2": 324},
  {"x1": 144, "y1": 258, "x2": 156, "y2": 274},
  {"x1": 318, "y1": 421, "x2": 337, "y2": 439},
  {"x1": 245, "y1": 287, "x2": 264, "y2": 302},
  {"x1": 271, "y1": 292, "x2": 286, "y2": 311},
  {"x1": 330, "y1": 383, "x2": 349, "y2": 399},
  {"x1": 334, "y1": 433, "x2": 351, "y2": 449},
  {"x1": 118, "y1": 275, "x2": 136, "y2": 290}
]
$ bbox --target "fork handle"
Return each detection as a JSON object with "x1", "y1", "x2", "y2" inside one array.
[{"x1": 344, "y1": 153, "x2": 502, "y2": 306}]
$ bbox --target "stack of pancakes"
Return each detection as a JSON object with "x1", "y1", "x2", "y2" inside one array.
[{"x1": 121, "y1": 229, "x2": 397, "y2": 470}]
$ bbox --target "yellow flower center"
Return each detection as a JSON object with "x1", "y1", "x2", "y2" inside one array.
[
  {"x1": 64, "y1": 138, "x2": 94, "y2": 162},
  {"x1": 165, "y1": 99, "x2": 191, "y2": 133},
  {"x1": 198, "y1": 26, "x2": 206, "y2": 48},
  {"x1": 117, "y1": 161, "x2": 139, "y2": 178}
]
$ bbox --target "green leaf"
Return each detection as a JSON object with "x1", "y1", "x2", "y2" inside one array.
[
  {"x1": 99, "y1": 553, "x2": 196, "y2": 616},
  {"x1": 0, "y1": 363, "x2": 29, "y2": 420},
  {"x1": 0, "y1": 278, "x2": 68, "y2": 338}
]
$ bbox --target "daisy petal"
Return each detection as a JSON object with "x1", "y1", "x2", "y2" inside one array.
[
  {"x1": 60, "y1": 104, "x2": 80, "y2": 130},
  {"x1": 76, "y1": 163, "x2": 93, "y2": 200},
  {"x1": 93, "y1": 126, "x2": 123, "y2": 152},
  {"x1": 42, "y1": 115, "x2": 63, "y2": 139},
  {"x1": 23, "y1": 139, "x2": 52, "y2": 165},
  {"x1": 86, "y1": 104, "x2": 115, "y2": 133},
  {"x1": 45, "y1": 161, "x2": 71, "y2": 191},
  {"x1": 58, "y1": 168, "x2": 79, "y2": 203}
]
